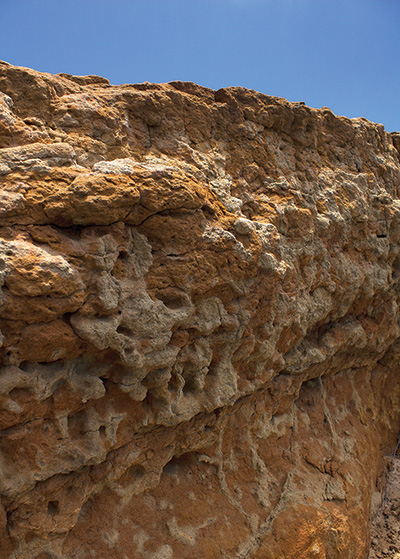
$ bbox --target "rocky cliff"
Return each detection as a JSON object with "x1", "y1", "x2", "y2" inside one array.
[{"x1": 0, "y1": 61, "x2": 400, "y2": 559}]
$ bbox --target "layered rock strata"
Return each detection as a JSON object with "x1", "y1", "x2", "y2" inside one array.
[{"x1": 0, "y1": 61, "x2": 400, "y2": 559}]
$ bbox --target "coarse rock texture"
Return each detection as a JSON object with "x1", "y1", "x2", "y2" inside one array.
[
  {"x1": 0, "y1": 61, "x2": 400, "y2": 559},
  {"x1": 369, "y1": 455, "x2": 400, "y2": 558}
]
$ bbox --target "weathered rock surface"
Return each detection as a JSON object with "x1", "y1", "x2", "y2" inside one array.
[
  {"x1": 369, "y1": 455, "x2": 400, "y2": 558},
  {"x1": 0, "y1": 61, "x2": 400, "y2": 559}
]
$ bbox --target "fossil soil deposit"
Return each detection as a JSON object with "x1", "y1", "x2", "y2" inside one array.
[{"x1": 0, "y1": 61, "x2": 400, "y2": 559}]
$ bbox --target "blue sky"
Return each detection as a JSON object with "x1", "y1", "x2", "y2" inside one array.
[{"x1": 1, "y1": 0, "x2": 399, "y2": 131}]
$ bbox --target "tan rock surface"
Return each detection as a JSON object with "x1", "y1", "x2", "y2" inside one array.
[{"x1": 0, "y1": 61, "x2": 400, "y2": 558}]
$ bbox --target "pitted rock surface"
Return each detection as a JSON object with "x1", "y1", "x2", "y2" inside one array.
[{"x1": 0, "y1": 61, "x2": 400, "y2": 559}]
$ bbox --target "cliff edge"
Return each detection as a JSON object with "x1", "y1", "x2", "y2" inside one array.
[{"x1": 1, "y1": 61, "x2": 400, "y2": 559}]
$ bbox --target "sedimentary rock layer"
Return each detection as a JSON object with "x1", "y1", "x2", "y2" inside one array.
[{"x1": 0, "y1": 61, "x2": 400, "y2": 559}]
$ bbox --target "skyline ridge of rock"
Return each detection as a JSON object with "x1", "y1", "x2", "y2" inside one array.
[{"x1": 0, "y1": 62, "x2": 400, "y2": 558}]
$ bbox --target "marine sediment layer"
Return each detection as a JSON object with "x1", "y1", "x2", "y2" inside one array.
[{"x1": 0, "y1": 61, "x2": 400, "y2": 558}]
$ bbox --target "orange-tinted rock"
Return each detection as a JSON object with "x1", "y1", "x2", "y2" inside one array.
[{"x1": 0, "y1": 61, "x2": 400, "y2": 558}]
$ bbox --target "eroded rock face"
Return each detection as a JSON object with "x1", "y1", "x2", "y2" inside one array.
[{"x1": 0, "y1": 61, "x2": 400, "y2": 559}]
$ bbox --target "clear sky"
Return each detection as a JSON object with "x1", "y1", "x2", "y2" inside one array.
[{"x1": 1, "y1": 0, "x2": 399, "y2": 131}]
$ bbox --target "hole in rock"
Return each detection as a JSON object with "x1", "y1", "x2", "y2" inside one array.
[
  {"x1": 62, "y1": 312, "x2": 73, "y2": 323},
  {"x1": 163, "y1": 457, "x2": 182, "y2": 476},
  {"x1": 182, "y1": 376, "x2": 198, "y2": 395},
  {"x1": 119, "y1": 464, "x2": 146, "y2": 486},
  {"x1": 61, "y1": 226, "x2": 83, "y2": 240},
  {"x1": 155, "y1": 289, "x2": 188, "y2": 310},
  {"x1": 9, "y1": 387, "x2": 31, "y2": 400},
  {"x1": 376, "y1": 234, "x2": 387, "y2": 238},
  {"x1": 99, "y1": 425, "x2": 107, "y2": 438},
  {"x1": 47, "y1": 501, "x2": 59, "y2": 516},
  {"x1": 201, "y1": 203, "x2": 216, "y2": 216},
  {"x1": 131, "y1": 464, "x2": 146, "y2": 479},
  {"x1": 116, "y1": 325, "x2": 131, "y2": 337},
  {"x1": 101, "y1": 348, "x2": 121, "y2": 363},
  {"x1": 162, "y1": 452, "x2": 197, "y2": 477},
  {"x1": 18, "y1": 361, "x2": 31, "y2": 372}
]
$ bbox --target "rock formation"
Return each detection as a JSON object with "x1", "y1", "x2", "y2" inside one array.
[{"x1": 0, "y1": 61, "x2": 400, "y2": 559}]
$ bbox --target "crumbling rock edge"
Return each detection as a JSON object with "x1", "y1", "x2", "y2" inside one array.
[{"x1": 0, "y1": 61, "x2": 400, "y2": 558}]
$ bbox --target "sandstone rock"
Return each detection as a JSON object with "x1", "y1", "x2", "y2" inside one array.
[{"x1": 0, "y1": 60, "x2": 400, "y2": 558}]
